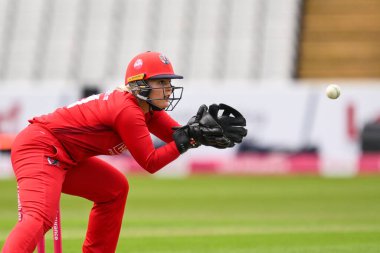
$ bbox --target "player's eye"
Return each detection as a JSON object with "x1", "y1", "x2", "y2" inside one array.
[
  {"x1": 158, "y1": 80, "x2": 171, "y2": 90},
  {"x1": 159, "y1": 80, "x2": 171, "y2": 86}
]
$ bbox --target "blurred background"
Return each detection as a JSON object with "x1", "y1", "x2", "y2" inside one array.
[
  {"x1": 1, "y1": 1, "x2": 380, "y2": 252},
  {"x1": 1, "y1": 0, "x2": 380, "y2": 177}
]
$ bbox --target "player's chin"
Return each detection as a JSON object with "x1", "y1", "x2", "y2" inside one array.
[{"x1": 154, "y1": 100, "x2": 169, "y2": 109}]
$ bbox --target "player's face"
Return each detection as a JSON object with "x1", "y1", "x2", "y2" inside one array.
[{"x1": 147, "y1": 79, "x2": 173, "y2": 109}]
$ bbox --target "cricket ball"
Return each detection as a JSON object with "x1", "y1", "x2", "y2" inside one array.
[{"x1": 326, "y1": 84, "x2": 341, "y2": 99}]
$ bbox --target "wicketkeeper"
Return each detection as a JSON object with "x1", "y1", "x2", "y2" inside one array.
[{"x1": 1, "y1": 51, "x2": 247, "y2": 253}]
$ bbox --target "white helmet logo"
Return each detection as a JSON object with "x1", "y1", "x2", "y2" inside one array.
[{"x1": 134, "y1": 59, "x2": 143, "y2": 69}]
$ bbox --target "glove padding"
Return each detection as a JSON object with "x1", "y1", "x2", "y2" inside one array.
[
  {"x1": 192, "y1": 105, "x2": 233, "y2": 148},
  {"x1": 173, "y1": 105, "x2": 232, "y2": 153},
  {"x1": 208, "y1": 103, "x2": 248, "y2": 143}
]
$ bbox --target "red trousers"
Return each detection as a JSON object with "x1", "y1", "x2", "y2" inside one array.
[{"x1": 1, "y1": 124, "x2": 129, "y2": 253}]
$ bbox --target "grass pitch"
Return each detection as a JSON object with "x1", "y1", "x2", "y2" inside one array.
[{"x1": 1, "y1": 175, "x2": 380, "y2": 252}]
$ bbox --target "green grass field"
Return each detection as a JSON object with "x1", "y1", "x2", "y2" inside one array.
[{"x1": 1, "y1": 175, "x2": 380, "y2": 252}]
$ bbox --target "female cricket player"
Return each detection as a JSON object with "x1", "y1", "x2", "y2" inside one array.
[{"x1": 1, "y1": 51, "x2": 247, "y2": 253}]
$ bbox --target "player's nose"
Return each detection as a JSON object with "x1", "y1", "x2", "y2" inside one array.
[{"x1": 163, "y1": 86, "x2": 173, "y2": 96}]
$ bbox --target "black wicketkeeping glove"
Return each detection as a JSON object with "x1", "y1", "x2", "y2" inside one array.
[
  {"x1": 173, "y1": 105, "x2": 232, "y2": 154},
  {"x1": 208, "y1": 103, "x2": 248, "y2": 144}
]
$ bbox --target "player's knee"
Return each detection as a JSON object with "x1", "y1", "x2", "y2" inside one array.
[
  {"x1": 22, "y1": 211, "x2": 55, "y2": 234},
  {"x1": 116, "y1": 176, "x2": 129, "y2": 201},
  {"x1": 105, "y1": 175, "x2": 129, "y2": 204}
]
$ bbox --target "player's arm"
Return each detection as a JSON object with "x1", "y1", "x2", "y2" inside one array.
[
  {"x1": 114, "y1": 107, "x2": 180, "y2": 174},
  {"x1": 147, "y1": 110, "x2": 180, "y2": 143}
]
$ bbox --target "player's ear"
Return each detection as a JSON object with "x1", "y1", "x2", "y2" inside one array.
[{"x1": 136, "y1": 80, "x2": 150, "y2": 98}]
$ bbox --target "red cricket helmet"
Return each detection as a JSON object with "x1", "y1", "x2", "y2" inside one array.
[{"x1": 125, "y1": 51, "x2": 183, "y2": 84}]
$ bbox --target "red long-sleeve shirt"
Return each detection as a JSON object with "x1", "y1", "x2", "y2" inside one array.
[{"x1": 29, "y1": 90, "x2": 181, "y2": 173}]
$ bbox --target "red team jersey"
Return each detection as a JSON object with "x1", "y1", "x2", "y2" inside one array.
[{"x1": 29, "y1": 90, "x2": 181, "y2": 173}]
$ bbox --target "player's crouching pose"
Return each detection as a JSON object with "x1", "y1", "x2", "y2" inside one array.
[{"x1": 1, "y1": 51, "x2": 247, "y2": 253}]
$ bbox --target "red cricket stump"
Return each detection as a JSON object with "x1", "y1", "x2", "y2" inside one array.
[
  {"x1": 37, "y1": 207, "x2": 62, "y2": 253},
  {"x1": 53, "y1": 208, "x2": 63, "y2": 253},
  {"x1": 37, "y1": 238, "x2": 45, "y2": 253}
]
